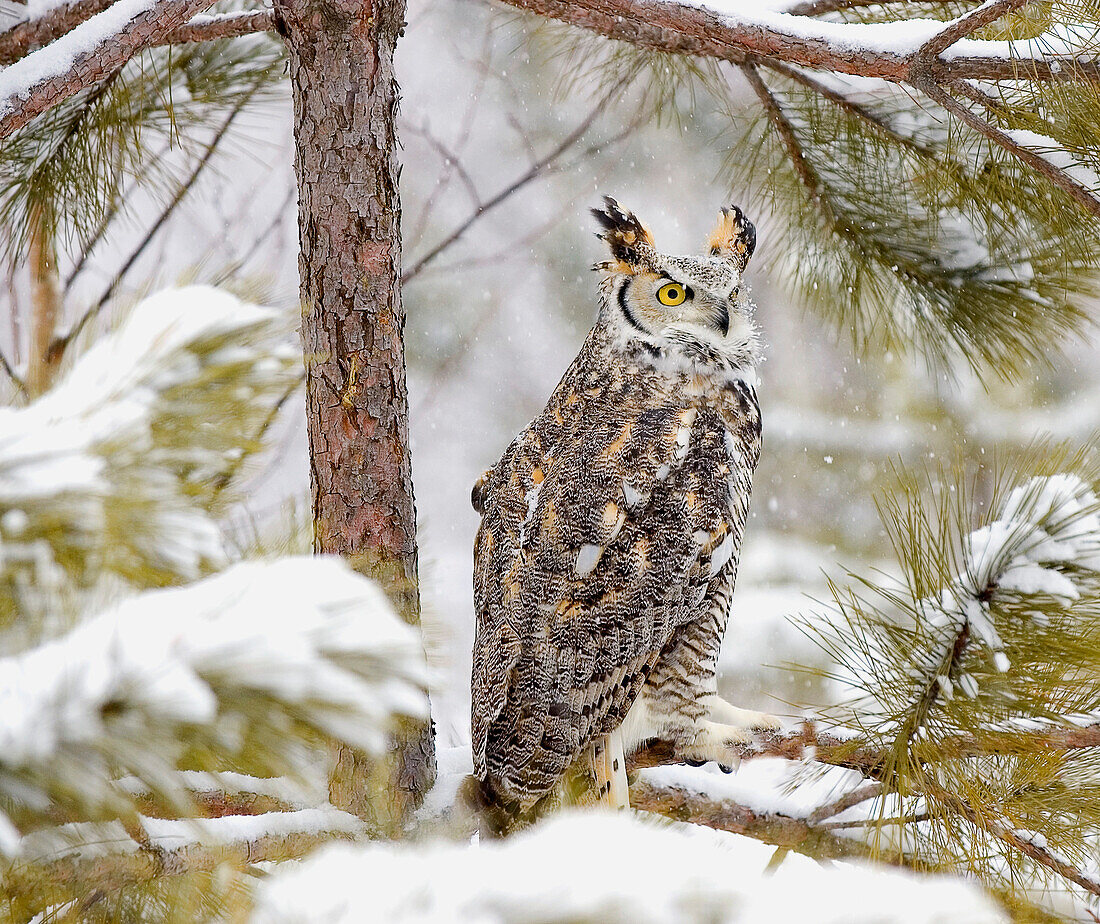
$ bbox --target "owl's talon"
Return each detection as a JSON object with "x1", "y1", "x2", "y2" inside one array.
[
  {"x1": 685, "y1": 758, "x2": 706, "y2": 767},
  {"x1": 718, "y1": 763, "x2": 735, "y2": 774}
]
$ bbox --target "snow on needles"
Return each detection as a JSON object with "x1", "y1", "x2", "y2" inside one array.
[
  {"x1": 922, "y1": 473, "x2": 1100, "y2": 689},
  {"x1": 0, "y1": 286, "x2": 298, "y2": 608},
  {"x1": 0, "y1": 556, "x2": 428, "y2": 856},
  {"x1": 251, "y1": 810, "x2": 1007, "y2": 924}
]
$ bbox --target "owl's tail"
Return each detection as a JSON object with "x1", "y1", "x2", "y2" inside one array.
[{"x1": 590, "y1": 728, "x2": 630, "y2": 809}]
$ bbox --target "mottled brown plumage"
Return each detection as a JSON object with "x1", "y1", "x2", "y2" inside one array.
[{"x1": 472, "y1": 199, "x2": 777, "y2": 814}]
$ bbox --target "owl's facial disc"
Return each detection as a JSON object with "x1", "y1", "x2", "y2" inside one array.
[
  {"x1": 593, "y1": 198, "x2": 758, "y2": 367},
  {"x1": 618, "y1": 272, "x2": 735, "y2": 341}
]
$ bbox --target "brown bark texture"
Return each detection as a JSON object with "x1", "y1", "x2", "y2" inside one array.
[{"x1": 272, "y1": 0, "x2": 435, "y2": 829}]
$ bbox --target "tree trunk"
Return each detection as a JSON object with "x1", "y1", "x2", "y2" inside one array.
[
  {"x1": 26, "y1": 203, "x2": 61, "y2": 396},
  {"x1": 272, "y1": 0, "x2": 435, "y2": 831}
]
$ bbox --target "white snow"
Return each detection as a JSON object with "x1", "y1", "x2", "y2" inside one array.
[
  {"x1": 251, "y1": 810, "x2": 1007, "y2": 923},
  {"x1": 0, "y1": 556, "x2": 428, "y2": 855},
  {"x1": 641, "y1": 758, "x2": 867, "y2": 818},
  {"x1": 140, "y1": 806, "x2": 365, "y2": 851},
  {"x1": 674, "y1": 0, "x2": 1094, "y2": 69},
  {"x1": 965, "y1": 474, "x2": 1100, "y2": 595}
]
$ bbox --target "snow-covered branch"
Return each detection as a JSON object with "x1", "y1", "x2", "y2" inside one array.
[
  {"x1": 627, "y1": 716, "x2": 1100, "y2": 779},
  {"x1": 0, "y1": 0, "x2": 115, "y2": 67},
  {"x1": 494, "y1": 0, "x2": 1100, "y2": 85},
  {"x1": 159, "y1": 9, "x2": 275, "y2": 44},
  {"x1": 916, "y1": 77, "x2": 1100, "y2": 218},
  {"x1": 0, "y1": 0, "x2": 216, "y2": 140},
  {"x1": 5, "y1": 806, "x2": 366, "y2": 897},
  {"x1": 907, "y1": 473, "x2": 1100, "y2": 713},
  {"x1": 0, "y1": 556, "x2": 428, "y2": 853}
]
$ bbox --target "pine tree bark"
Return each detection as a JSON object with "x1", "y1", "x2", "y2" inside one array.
[{"x1": 272, "y1": 0, "x2": 435, "y2": 830}]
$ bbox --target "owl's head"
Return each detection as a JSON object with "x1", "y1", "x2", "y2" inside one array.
[{"x1": 591, "y1": 197, "x2": 759, "y2": 370}]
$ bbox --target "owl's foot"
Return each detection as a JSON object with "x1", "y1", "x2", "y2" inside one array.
[
  {"x1": 703, "y1": 695, "x2": 781, "y2": 734},
  {"x1": 676, "y1": 696, "x2": 781, "y2": 772}
]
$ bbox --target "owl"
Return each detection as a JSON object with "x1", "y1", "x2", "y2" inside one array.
[{"x1": 470, "y1": 198, "x2": 778, "y2": 819}]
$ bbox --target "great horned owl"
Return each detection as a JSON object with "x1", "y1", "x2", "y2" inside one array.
[{"x1": 470, "y1": 198, "x2": 777, "y2": 817}]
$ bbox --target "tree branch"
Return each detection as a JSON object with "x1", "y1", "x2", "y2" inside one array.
[
  {"x1": 2, "y1": 810, "x2": 363, "y2": 898},
  {"x1": 927, "y1": 780, "x2": 1100, "y2": 898},
  {"x1": 0, "y1": 0, "x2": 117, "y2": 67},
  {"x1": 915, "y1": 76, "x2": 1100, "y2": 219},
  {"x1": 401, "y1": 74, "x2": 630, "y2": 283},
  {"x1": 631, "y1": 720, "x2": 1100, "y2": 889},
  {"x1": 0, "y1": 0, "x2": 217, "y2": 142},
  {"x1": 806, "y1": 782, "x2": 883, "y2": 824},
  {"x1": 492, "y1": 0, "x2": 1100, "y2": 84},
  {"x1": 626, "y1": 719, "x2": 1100, "y2": 778},
  {"x1": 759, "y1": 58, "x2": 938, "y2": 158},
  {"x1": 630, "y1": 779, "x2": 883, "y2": 861},
  {"x1": 917, "y1": 0, "x2": 1028, "y2": 60},
  {"x1": 740, "y1": 61, "x2": 835, "y2": 222},
  {"x1": 160, "y1": 9, "x2": 275, "y2": 44}
]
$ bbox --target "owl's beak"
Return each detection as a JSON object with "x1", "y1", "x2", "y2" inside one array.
[{"x1": 711, "y1": 303, "x2": 731, "y2": 337}]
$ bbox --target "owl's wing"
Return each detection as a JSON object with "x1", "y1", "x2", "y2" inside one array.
[{"x1": 471, "y1": 401, "x2": 754, "y2": 809}]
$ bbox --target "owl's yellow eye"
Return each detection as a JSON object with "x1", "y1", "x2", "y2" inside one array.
[{"x1": 656, "y1": 282, "x2": 687, "y2": 307}]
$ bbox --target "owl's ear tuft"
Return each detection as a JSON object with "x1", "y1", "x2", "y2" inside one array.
[
  {"x1": 706, "y1": 205, "x2": 756, "y2": 272},
  {"x1": 591, "y1": 196, "x2": 653, "y2": 271}
]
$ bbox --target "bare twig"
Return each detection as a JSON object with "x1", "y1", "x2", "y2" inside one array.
[
  {"x1": 807, "y1": 782, "x2": 884, "y2": 824},
  {"x1": 401, "y1": 75, "x2": 630, "y2": 283},
  {"x1": 0, "y1": 0, "x2": 116, "y2": 67},
  {"x1": 406, "y1": 22, "x2": 491, "y2": 248},
  {"x1": 953, "y1": 77, "x2": 1007, "y2": 112},
  {"x1": 211, "y1": 370, "x2": 304, "y2": 496},
  {"x1": 63, "y1": 140, "x2": 172, "y2": 296},
  {"x1": 0, "y1": 0, "x2": 216, "y2": 142},
  {"x1": 404, "y1": 122, "x2": 482, "y2": 211},
  {"x1": 210, "y1": 183, "x2": 297, "y2": 287},
  {"x1": 0, "y1": 345, "x2": 26, "y2": 395},
  {"x1": 820, "y1": 811, "x2": 931, "y2": 829},
  {"x1": 916, "y1": 76, "x2": 1100, "y2": 219}
]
